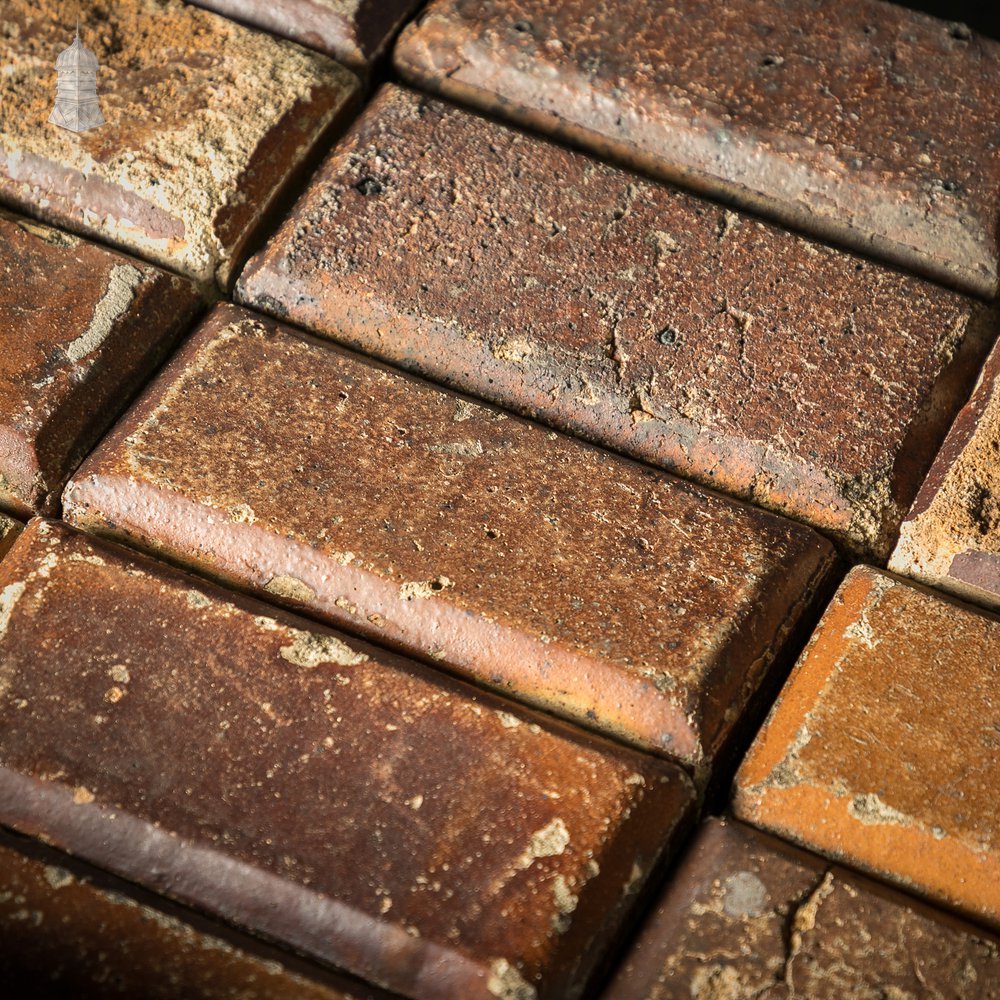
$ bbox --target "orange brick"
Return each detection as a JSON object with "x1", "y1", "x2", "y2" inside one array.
[{"x1": 734, "y1": 565, "x2": 1000, "y2": 930}]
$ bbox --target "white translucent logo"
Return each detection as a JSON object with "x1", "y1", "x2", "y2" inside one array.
[{"x1": 49, "y1": 23, "x2": 104, "y2": 133}]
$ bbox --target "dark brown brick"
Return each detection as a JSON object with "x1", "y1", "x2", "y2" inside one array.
[
  {"x1": 236, "y1": 86, "x2": 996, "y2": 560},
  {"x1": 604, "y1": 818, "x2": 1000, "y2": 999},
  {"x1": 0, "y1": 209, "x2": 200, "y2": 517},
  {"x1": 63, "y1": 303, "x2": 837, "y2": 776},
  {"x1": 890, "y1": 339, "x2": 1000, "y2": 611},
  {"x1": 734, "y1": 566, "x2": 1000, "y2": 931},
  {"x1": 396, "y1": 0, "x2": 1000, "y2": 298},
  {"x1": 0, "y1": 829, "x2": 378, "y2": 1000},
  {"x1": 188, "y1": 0, "x2": 424, "y2": 77},
  {"x1": 0, "y1": 0, "x2": 359, "y2": 289},
  {"x1": 0, "y1": 518, "x2": 695, "y2": 1000}
]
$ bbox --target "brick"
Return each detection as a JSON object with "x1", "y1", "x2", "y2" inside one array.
[
  {"x1": 395, "y1": 0, "x2": 1000, "y2": 298},
  {"x1": 0, "y1": 518, "x2": 695, "y2": 1000},
  {"x1": 63, "y1": 303, "x2": 837, "y2": 775},
  {"x1": 0, "y1": 512, "x2": 22, "y2": 559},
  {"x1": 235, "y1": 86, "x2": 996, "y2": 561},
  {"x1": 0, "y1": 830, "x2": 376, "y2": 1000},
  {"x1": 188, "y1": 0, "x2": 424, "y2": 77},
  {"x1": 733, "y1": 565, "x2": 1000, "y2": 931},
  {"x1": 890, "y1": 340, "x2": 1000, "y2": 611},
  {"x1": 604, "y1": 818, "x2": 1000, "y2": 999},
  {"x1": 0, "y1": 0, "x2": 359, "y2": 289},
  {"x1": 0, "y1": 209, "x2": 200, "y2": 517}
]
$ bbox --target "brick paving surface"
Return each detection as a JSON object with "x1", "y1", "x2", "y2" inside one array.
[
  {"x1": 1, "y1": 0, "x2": 999, "y2": 995},
  {"x1": 237, "y1": 85, "x2": 996, "y2": 561},
  {"x1": 396, "y1": 0, "x2": 1000, "y2": 297}
]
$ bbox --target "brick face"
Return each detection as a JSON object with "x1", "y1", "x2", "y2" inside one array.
[
  {"x1": 63, "y1": 303, "x2": 837, "y2": 774},
  {"x1": 0, "y1": 209, "x2": 201, "y2": 517},
  {"x1": 396, "y1": 0, "x2": 1000, "y2": 297},
  {"x1": 0, "y1": 0, "x2": 359, "y2": 288},
  {"x1": 734, "y1": 565, "x2": 1000, "y2": 931},
  {"x1": 0, "y1": 519, "x2": 694, "y2": 1000},
  {"x1": 237, "y1": 85, "x2": 996, "y2": 560}
]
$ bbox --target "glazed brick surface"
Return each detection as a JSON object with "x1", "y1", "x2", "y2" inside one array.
[
  {"x1": 396, "y1": 0, "x2": 1000, "y2": 297},
  {"x1": 0, "y1": 209, "x2": 200, "y2": 517},
  {"x1": 188, "y1": 0, "x2": 424, "y2": 76},
  {"x1": 0, "y1": 519, "x2": 695, "y2": 1000},
  {"x1": 890, "y1": 340, "x2": 1000, "y2": 611},
  {"x1": 63, "y1": 304, "x2": 837, "y2": 775},
  {"x1": 0, "y1": 831, "x2": 375, "y2": 1000},
  {"x1": 236, "y1": 86, "x2": 996, "y2": 560},
  {"x1": 734, "y1": 565, "x2": 1000, "y2": 931},
  {"x1": 0, "y1": 0, "x2": 359, "y2": 289},
  {"x1": 604, "y1": 818, "x2": 1000, "y2": 999}
]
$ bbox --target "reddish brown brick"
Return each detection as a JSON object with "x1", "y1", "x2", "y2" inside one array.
[
  {"x1": 236, "y1": 86, "x2": 996, "y2": 560},
  {"x1": 0, "y1": 0, "x2": 359, "y2": 289},
  {"x1": 734, "y1": 565, "x2": 1000, "y2": 931},
  {"x1": 890, "y1": 340, "x2": 1000, "y2": 611},
  {"x1": 0, "y1": 209, "x2": 200, "y2": 517},
  {"x1": 605, "y1": 818, "x2": 1000, "y2": 999},
  {"x1": 396, "y1": 0, "x2": 1000, "y2": 297},
  {"x1": 188, "y1": 0, "x2": 424, "y2": 77},
  {"x1": 63, "y1": 303, "x2": 836, "y2": 775},
  {"x1": 0, "y1": 518, "x2": 695, "y2": 1000},
  {"x1": 0, "y1": 830, "x2": 377, "y2": 1000}
]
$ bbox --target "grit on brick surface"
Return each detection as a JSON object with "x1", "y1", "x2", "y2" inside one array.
[
  {"x1": 604, "y1": 819, "x2": 1000, "y2": 999},
  {"x1": 0, "y1": 208, "x2": 201, "y2": 517},
  {"x1": 891, "y1": 339, "x2": 1000, "y2": 611},
  {"x1": 0, "y1": 0, "x2": 359, "y2": 288},
  {"x1": 188, "y1": 0, "x2": 424, "y2": 76},
  {"x1": 0, "y1": 519, "x2": 695, "y2": 1000},
  {"x1": 734, "y1": 565, "x2": 1000, "y2": 932},
  {"x1": 62, "y1": 304, "x2": 837, "y2": 776},
  {"x1": 396, "y1": 0, "x2": 1000, "y2": 297},
  {"x1": 237, "y1": 86, "x2": 997, "y2": 561}
]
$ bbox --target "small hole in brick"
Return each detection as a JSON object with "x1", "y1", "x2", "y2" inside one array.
[
  {"x1": 354, "y1": 177, "x2": 383, "y2": 196},
  {"x1": 658, "y1": 326, "x2": 680, "y2": 345},
  {"x1": 485, "y1": 529, "x2": 498, "y2": 539},
  {"x1": 942, "y1": 180, "x2": 959, "y2": 193},
  {"x1": 512, "y1": 19, "x2": 534, "y2": 33},
  {"x1": 949, "y1": 23, "x2": 972, "y2": 41},
  {"x1": 430, "y1": 579, "x2": 446, "y2": 591},
  {"x1": 760, "y1": 54, "x2": 784, "y2": 67},
  {"x1": 863, "y1": 24, "x2": 875, "y2": 35}
]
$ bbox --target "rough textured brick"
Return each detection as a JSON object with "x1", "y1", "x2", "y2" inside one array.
[
  {"x1": 734, "y1": 565, "x2": 1000, "y2": 931},
  {"x1": 0, "y1": 209, "x2": 200, "y2": 517},
  {"x1": 604, "y1": 818, "x2": 1000, "y2": 999},
  {"x1": 0, "y1": 519, "x2": 695, "y2": 1000},
  {"x1": 0, "y1": 0, "x2": 359, "y2": 289},
  {"x1": 395, "y1": 0, "x2": 1000, "y2": 297},
  {"x1": 0, "y1": 830, "x2": 376, "y2": 1000},
  {"x1": 236, "y1": 86, "x2": 996, "y2": 561},
  {"x1": 63, "y1": 304, "x2": 837, "y2": 776},
  {"x1": 890, "y1": 341, "x2": 1000, "y2": 611},
  {"x1": 188, "y1": 0, "x2": 423, "y2": 77}
]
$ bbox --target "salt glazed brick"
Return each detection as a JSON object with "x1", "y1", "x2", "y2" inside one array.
[
  {"x1": 0, "y1": 831, "x2": 379, "y2": 1000},
  {"x1": 604, "y1": 818, "x2": 1000, "y2": 999},
  {"x1": 890, "y1": 341, "x2": 1000, "y2": 611},
  {"x1": 0, "y1": 0, "x2": 359, "y2": 289},
  {"x1": 0, "y1": 209, "x2": 200, "y2": 517},
  {"x1": 62, "y1": 303, "x2": 837, "y2": 777},
  {"x1": 0, "y1": 518, "x2": 696, "y2": 1000},
  {"x1": 188, "y1": 0, "x2": 424, "y2": 77},
  {"x1": 236, "y1": 86, "x2": 997, "y2": 561},
  {"x1": 395, "y1": 0, "x2": 1000, "y2": 298},
  {"x1": 734, "y1": 565, "x2": 1000, "y2": 931}
]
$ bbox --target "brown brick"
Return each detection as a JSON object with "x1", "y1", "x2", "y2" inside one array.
[
  {"x1": 733, "y1": 565, "x2": 1000, "y2": 931},
  {"x1": 188, "y1": 0, "x2": 423, "y2": 77},
  {"x1": 890, "y1": 340, "x2": 1000, "y2": 611},
  {"x1": 604, "y1": 818, "x2": 1000, "y2": 999},
  {"x1": 0, "y1": 0, "x2": 359, "y2": 289},
  {"x1": 0, "y1": 518, "x2": 695, "y2": 1000},
  {"x1": 63, "y1": 303, "x2": 837, "y2": 775},
  {"x1": 395, "y1": 0, "x2": 1000, "y2": 298},
  {"x1": 0, "y1": 829, "x2": 377, "y2": 1000},
  {"x1": 235, "y1": 86, "x2": 995, "y2": 561},
  {"x1": 0, "y1": 209, "x2": 200, "y2": 517}
]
